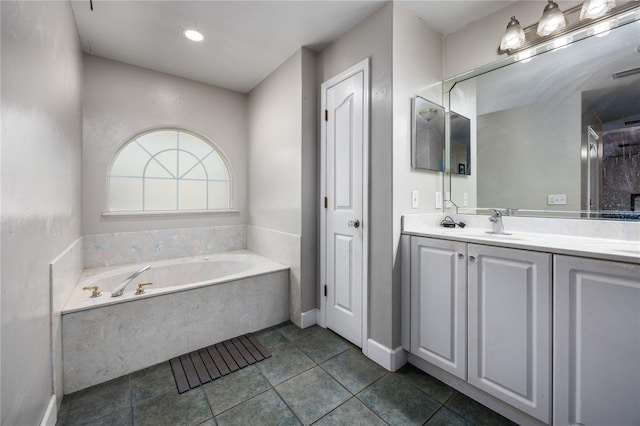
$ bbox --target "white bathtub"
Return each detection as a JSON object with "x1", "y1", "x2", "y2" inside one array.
[{"x1": 62, "y1": 250, "x2": 289, "y2": 393}]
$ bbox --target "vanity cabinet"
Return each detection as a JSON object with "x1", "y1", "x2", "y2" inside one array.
[
  {"x1": 467, "y1": 244, "x2": 551, "y2": 423},
  {"x1": 410, "y1": 236, "x2": 467, "y2": 380},
  {"x1": 554, "y1": 255, "x2": 640, "y2": 426}
]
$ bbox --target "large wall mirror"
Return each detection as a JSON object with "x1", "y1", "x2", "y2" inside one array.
[{"x1": 446, "y1": 17, "x2": 640, "y2": 220}]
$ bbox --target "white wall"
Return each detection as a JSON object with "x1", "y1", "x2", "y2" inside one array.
[
  {"x1": 82, "y1": 55, "x2": 248, "y2": 235},
  {"x1": 317, "y1": 3, "x2": 394, "y2": 348},
  {"x1": 247, "y1": 48, "x2": 317, "y2": 326},
  {"x1": 1, "y1": 1, "x2": 83, "y2": 424},
  {"x1": 391, "y1": 2, "x2": 444, "y2": 348}
]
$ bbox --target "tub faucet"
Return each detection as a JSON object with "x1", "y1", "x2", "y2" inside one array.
[
  {"x1": 111, "y1": 265, "x2": 151, "y2": 297},
  {"x1": 488, "y1": 209, "x2": 511, "y2": 235}
]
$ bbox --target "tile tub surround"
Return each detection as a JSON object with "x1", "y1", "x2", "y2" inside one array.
[
  {"x1": 50, "y1": 237, "x2": 84, "y2": 408},
  {"x1": 57, "y1": 323, "x2": 515, "y2": 426},
  {"x1": 62, "y1": 268, "x2": 289, "y2": 394},
  {"x1": 84, "y1": 224, "x2": 247, "y2": 268}
]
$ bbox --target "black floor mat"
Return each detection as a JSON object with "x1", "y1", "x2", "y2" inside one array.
[{"x1": 170, "y1": 334, "x2": 272, "y2": 393}]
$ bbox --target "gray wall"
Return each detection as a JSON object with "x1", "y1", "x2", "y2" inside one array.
[
  {"x1": 247, "y1": 48, "x2": 317, "y2": 325},
  {"x1": 477, "y1": 99, "x2": 582, "y2": 211},
  {"x1": 82, "y1": 55, "x2": 248, "y2": 235},
  {"x1": 1, "y1": 1, "x2": 83, "y2": 424},
  {"x1": 391, "y1": 2, "x2": 444, "y2": 348},
  {"x1": 317, "y1": 3, "x2": 394, "y2": 348}
]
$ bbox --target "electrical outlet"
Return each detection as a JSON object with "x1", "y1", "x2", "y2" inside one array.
[
  {"x1": 548, "y1": 194, "x2": 567, "y2": 205},
  {"x1": 435, "y1": 192, "x2": 443, "y2": 209},
  {"x1": 411, "y1": 190, "x2": 419, "y2": 209},
  {"x1": 463, "y1": 192, "x2": 469, "y2": 207}
]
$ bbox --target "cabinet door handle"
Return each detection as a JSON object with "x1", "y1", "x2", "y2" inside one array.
[
  {"x1": 458, "y1": 253, "x2": 464, "y2": 259},
  {"x1": 469, "y1": 255, "x2": 476, "y2": 262}
]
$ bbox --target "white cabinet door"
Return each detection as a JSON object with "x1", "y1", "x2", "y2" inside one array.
[
  {"x1": 554, "y1": 255, "x2": 640, "y2": 426},
  {"x1": 468, "y1": 244, "x2": 551, "y2": 423},
  {"x1": 411, "y1": 236, "x2": 467, "y2": 380}
]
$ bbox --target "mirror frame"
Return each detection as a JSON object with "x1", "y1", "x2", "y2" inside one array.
[{"x1": 443, "y1": 9, "x2": 640, "y2": 220}]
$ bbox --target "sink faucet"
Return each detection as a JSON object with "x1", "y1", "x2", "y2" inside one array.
[
  {"x1": 488, "y1": 209, "x2": 511, "y2": 235},
  {"x1": 111, "y1": 265, "x2": 151, "y2": 297}
]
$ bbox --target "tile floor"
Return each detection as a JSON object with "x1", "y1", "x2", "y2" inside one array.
[{"x1": 57, "y1": 323, "x2": 516, "y2": 426}]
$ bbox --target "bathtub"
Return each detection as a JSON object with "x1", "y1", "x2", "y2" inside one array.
[{"x1": 61, "y1": 250, "x2": 289, "y2": 393}]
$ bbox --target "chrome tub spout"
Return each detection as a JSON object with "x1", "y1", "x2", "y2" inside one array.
[{"x1": 111, "y1": 265, "x2": 151, "y2": 297}]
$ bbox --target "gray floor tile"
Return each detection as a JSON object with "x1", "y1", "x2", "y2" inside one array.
[
  {"x1": 276, "y1": 323, "x2": 321, "y2": 341},
  {"x1": 203, "y1": 365, "x2": 271, "y2": 415},
  {"x1": 133, "y1": 388, "x2": 213, "y2": 426},
  {"x1": 254, "y1": 343, "x2": 315, "y2": 385},
  {"x1": 321, "y1": 348, "x2": 387, "y2": 394},
  {"x1": 394, "y1": 364, "x2": 455, "y2": 404},
  {"x1": 445, "y1": 393, "x2": 516, "y2": 426},
  {"x1": 313, "y1": 397, "x2": 387, "y2": 426},
  {"x1": 276, "y1": 367, "x2": 351, "y2": 425},
  {"x1": 425, "y1": 407, "x2": 471, "y2": 426},
  {"x1": 215, "y1": 389, "x2": 300, "y2": 426},
  {"x1": 57, "y1": 407, "x2": 133, "y2": 426},
  {"x1": 57, "y1": 376, "x2": 130, "y2": 425},
  {"x1": 294, "y1": 329, "x2": 353, "y2": 363},
  {"x1": 197, "y1": 419, "x2": 217, "y2": 426},
  {"x1": 131, "y1": 362, "x2": 177, "y2": 405},
  {"x1": 253, "y1": 328, "x2": 289, "y2": 350},
  {"x1": 357, "y1": 374, "x2": 440, "y2": 426}
]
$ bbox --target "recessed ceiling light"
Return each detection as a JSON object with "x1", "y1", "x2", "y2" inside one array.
[{"x1": 184, "y1": 29, "x2": 204, "y2": 42}]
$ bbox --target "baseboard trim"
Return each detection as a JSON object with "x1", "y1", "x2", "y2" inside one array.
[
  {"x1": 365, "y1": 338, "x2": 408, "y2": 372},
  {"x1": 40, "y1": 395, "x2": 57, "y2": 426},
  {"x1": 300, "y1": 309, "x2": 319, "y2": 328}
]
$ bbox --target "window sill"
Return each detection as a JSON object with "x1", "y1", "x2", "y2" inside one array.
[{"x1": 102, "y1": 209, "x2": 240, "y2": 219}]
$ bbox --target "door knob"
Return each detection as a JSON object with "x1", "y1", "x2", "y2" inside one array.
[{"x1": 348, "y1": 219, "x2": 361, "y2": 228}]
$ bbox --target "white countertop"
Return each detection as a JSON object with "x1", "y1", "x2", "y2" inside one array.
[{"x1": 402, "y1": 225, "x2": 640, "y2": 265}]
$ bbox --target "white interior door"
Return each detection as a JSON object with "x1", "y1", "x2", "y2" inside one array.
[{"x1": 321, "y1": 59, "x2": 369, "y2": 348}]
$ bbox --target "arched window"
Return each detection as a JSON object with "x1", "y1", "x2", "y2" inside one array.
[{"x1": 108, "y1": 129, "x2": 232, "y2": 212}]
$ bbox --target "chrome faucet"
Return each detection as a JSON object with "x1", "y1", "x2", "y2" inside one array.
[
  {"x1": 111, "y1": 265, "x2": 151, "y2": 297},
  {"x1": 488, "y1": 209, "x2": 511, "y2": 235}
]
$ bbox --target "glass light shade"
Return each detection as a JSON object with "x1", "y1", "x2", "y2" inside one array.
[
  {"x1": 580, "y1": 0, "x2": 616, "y2": 20},
  {"x1": 537, "y1": 1, "x2": 567, "y2": 36},
  {"x1": 500, "y1": 16, "x2": 526, "y2": 50}
]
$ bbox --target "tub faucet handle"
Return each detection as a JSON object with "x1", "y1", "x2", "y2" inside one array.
[
  {"x1": 82, "y1": 286, "x2": 102, "y2": 298},
  {"x1": 135, "y1": 282, "x2": 153, "y2": 295}
]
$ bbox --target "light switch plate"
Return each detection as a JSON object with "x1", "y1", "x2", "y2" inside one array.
[
  {"x1": 435, "y1": 192, "x2": 443, "y2": 209},
  {"x1": 548, "y1": 194, "x2": 567, "y2": 205},
  {"x1": 411, "y1": 190, "x2": 419, "y2": 209}
]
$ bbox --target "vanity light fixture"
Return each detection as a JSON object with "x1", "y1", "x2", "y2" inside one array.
[
  {"x1": 500, "y1": 16, "x2": 526, "y2": 50},
  {"x1": 537, "y1": 0, "x2": 567, "y2": 36},
  {"x1": 497, "y1": 0, "x2": 640, "y2": 55},
  {"x1": 184, "y1": 29, "x2": 204, "y2": 42},
  {"x1": 581, "y1": 0, "x2": 616, "y2": 19},
  {"x1": 419, "y1": 107, "x2": 438, "y2": 121}
]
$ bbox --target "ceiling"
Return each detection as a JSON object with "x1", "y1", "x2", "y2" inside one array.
[{"x1": 70, "y1": 0, "x2": 516, "y2": 93}]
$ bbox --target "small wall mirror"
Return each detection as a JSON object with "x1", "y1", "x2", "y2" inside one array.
[
  {"x1": 412, "y1": 96, "x2": 444, "y2": 172},
  {"x1": 450, "y1": 112, "x2": 471, "y2": 175}
]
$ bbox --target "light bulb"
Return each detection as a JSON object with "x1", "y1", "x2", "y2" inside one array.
[
  {"x1": 537, "y1": 1, "x2": 567, "y2": 36},
  {"x1": 500, "y1": 16, "x2": 526, "y2": 50},
  {"x1": 580, "y1": 0, "x2": 616, "y2": 20}
]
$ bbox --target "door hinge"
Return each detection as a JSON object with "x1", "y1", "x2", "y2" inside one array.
[
  {"x1": 324, "y1": 285, "x2": 327, "y2": 297},
  {"x1": 324, "y1": 109, "x2": 328, "y2": 121},
  {"x1": 324, "y1": 196, "x2": 328, "y2": 209}
]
